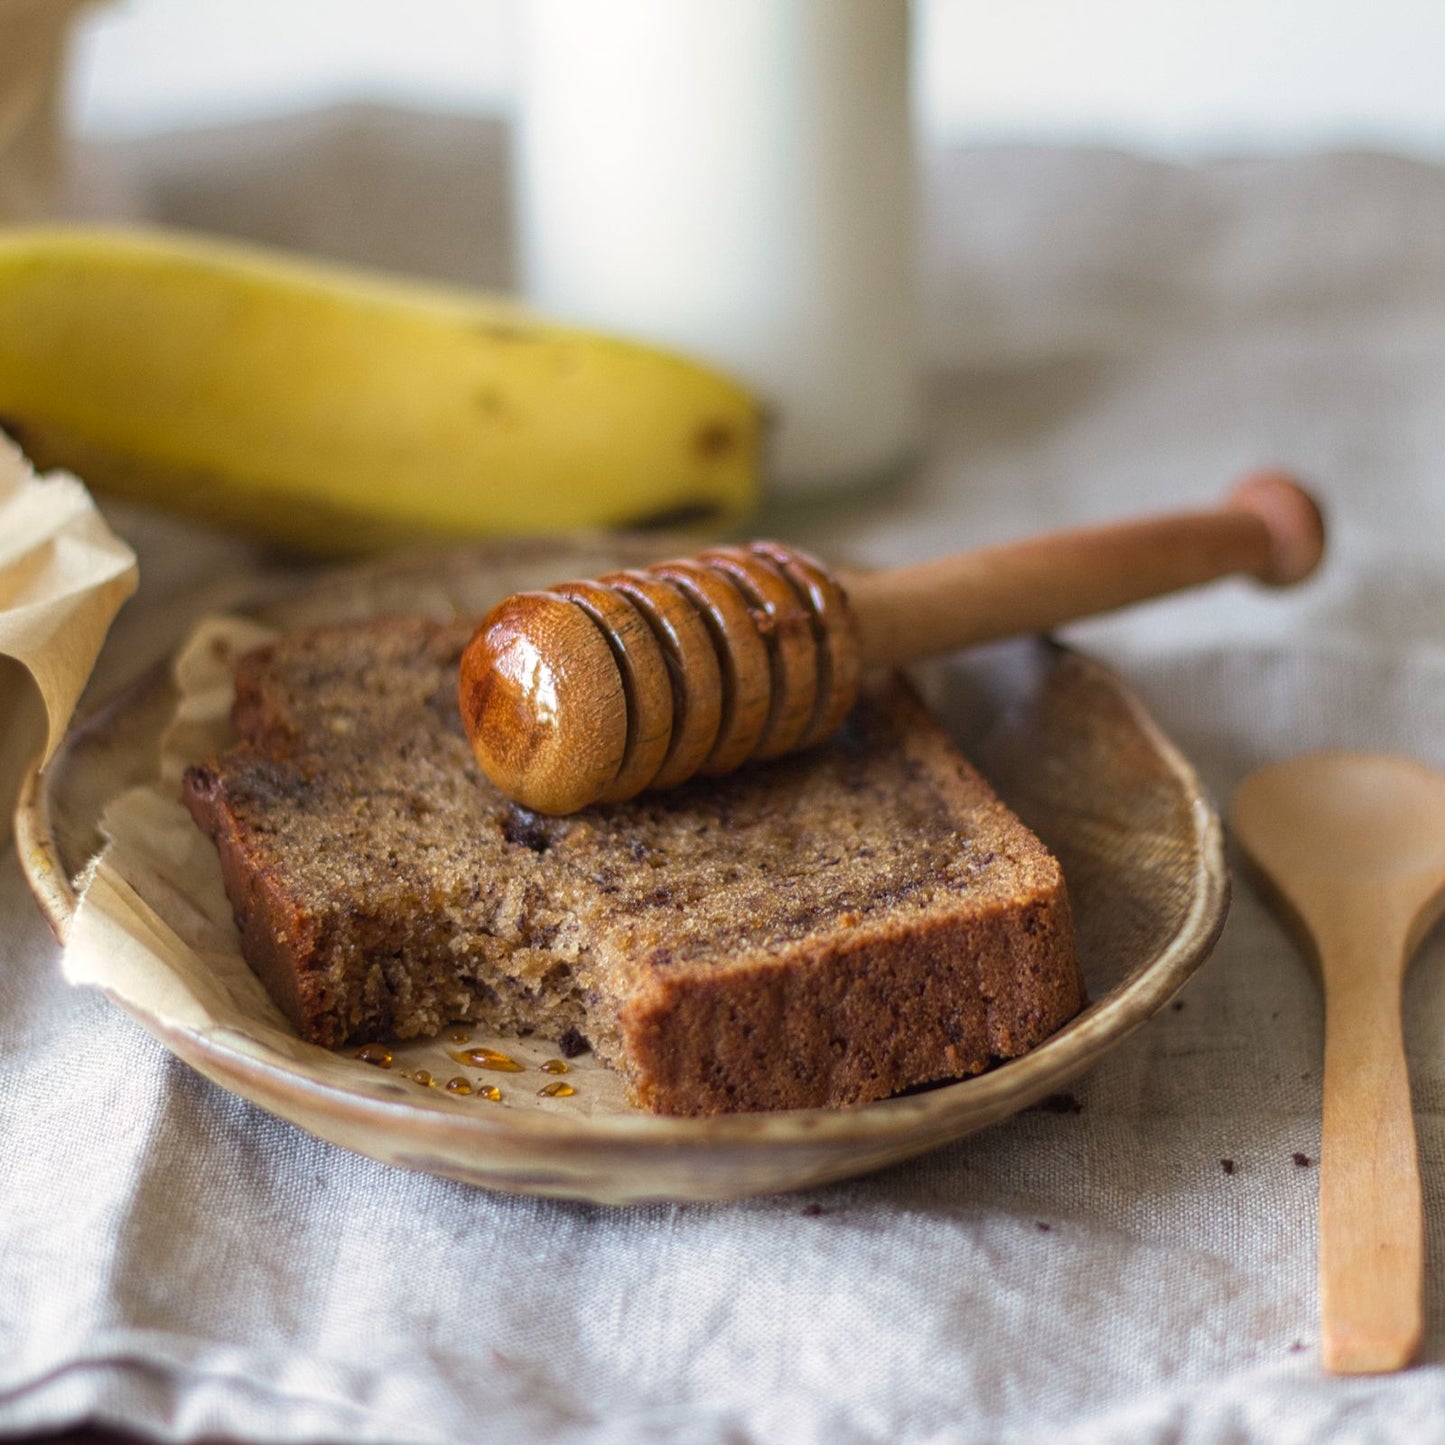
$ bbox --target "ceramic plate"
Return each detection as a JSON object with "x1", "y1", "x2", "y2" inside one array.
[{"x1": 16, "y1": 539, "x2": 1228, "y2": 1203}]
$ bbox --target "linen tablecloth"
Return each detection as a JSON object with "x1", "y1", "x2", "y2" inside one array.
[{"x1": 5, "y1": 114, "x2": 1445, "y2": 1443}]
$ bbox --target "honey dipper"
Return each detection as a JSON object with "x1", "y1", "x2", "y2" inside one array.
[{"x1": 460, "y1": 471, "x2": 1324, "y2": 814}]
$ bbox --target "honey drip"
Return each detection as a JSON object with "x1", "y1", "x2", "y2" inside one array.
[
  {"x1": 355, "y1": 1045, "x2": 393, "y2": 1068},
  {"x1": 446, "y1": 1027, "x2": 472, "y2": 1044},
  {"x1": 539, "y1": 1059, "x2": 570, "y2": 1074},
  {"x1": 411, "y1": 1069, "x2": 435, "y2": 1087},
  {"x1": 444, "y1": 1076, "x2": 473, "y2": 1095},
  {"x1": 448, "y1": 1047, "x2": 524, "y2": 1072},
  {"x1": 476, "y1": 1084, "x2": 503, "y2": 1102},
  {"x1": 538, "y1": 1080, "x2": 576, "y2": 1098}
]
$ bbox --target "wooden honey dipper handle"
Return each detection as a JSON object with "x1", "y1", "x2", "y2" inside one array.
[
  {"x1": 846, "y1": 469, "x2": 1324, "y2": 667},
  {"x1": 460, "y1": 470, "x2": 1324, "y2": 814}
]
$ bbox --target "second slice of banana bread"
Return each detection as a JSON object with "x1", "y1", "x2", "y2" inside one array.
[{"x1": 182, "y1": 615, "x2": 1082, "y2": 1115}]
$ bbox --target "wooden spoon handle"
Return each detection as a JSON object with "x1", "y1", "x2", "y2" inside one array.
[
  {"x1": 845, "y1": 470, "x2": 1323, "y2": 668},
  {"x1": 1319, "y1": 959, "x2": 1423, "y2": 1373}
]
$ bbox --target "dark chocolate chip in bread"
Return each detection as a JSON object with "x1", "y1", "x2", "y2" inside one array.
[{"x1": 182, "y1": 615, "x2": 1083, "y2": 1115}]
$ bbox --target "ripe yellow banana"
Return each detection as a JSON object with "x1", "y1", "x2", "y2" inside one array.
[{"x1": 0, "y1": 227, "x2": 764, "y2": 554}]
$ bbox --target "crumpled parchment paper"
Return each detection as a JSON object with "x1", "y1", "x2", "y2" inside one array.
[{"x1": 0, "y1": 429, "x2": 137, "y2": 847}]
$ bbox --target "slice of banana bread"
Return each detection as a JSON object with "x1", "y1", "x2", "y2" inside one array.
[{"x1": 182, "y1": 615, "x2": 1082, "y2": 1115}]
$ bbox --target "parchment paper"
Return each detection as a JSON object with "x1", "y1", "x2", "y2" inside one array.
[{"x1": 0, "y1": 429, "x2": 137, "y2": 846}]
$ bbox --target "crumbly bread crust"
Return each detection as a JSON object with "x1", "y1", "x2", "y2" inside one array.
[{"x1": 182, "y1": 615, "x2": 1083, "y2": 1115}]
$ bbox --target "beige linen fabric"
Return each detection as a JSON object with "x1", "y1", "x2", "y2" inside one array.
[
  {"x1": 0, "y1": 0, "x2": 90, "y2": 220},
  {"x1": 4, "y1": 115, "x2": 1445, "y2": 1442}
]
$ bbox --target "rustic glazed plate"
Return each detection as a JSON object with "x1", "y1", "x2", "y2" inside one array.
[{"x1": 17, "y1": 539, "x2": 1228, "y2": 1203}]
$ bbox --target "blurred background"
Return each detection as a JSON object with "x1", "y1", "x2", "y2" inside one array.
[
  {"x1": 70, "y1": 0, "x2": 1445, "y2": 159},
  {"x1": 3, "y1": 0, "x2": 1443, "y2": 541}
]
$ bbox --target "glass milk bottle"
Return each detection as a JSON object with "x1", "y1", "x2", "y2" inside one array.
[{"x1": 514, "y1": 0, "x2": 917, "y2": 499}]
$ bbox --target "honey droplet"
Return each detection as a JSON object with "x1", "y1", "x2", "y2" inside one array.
[
  {"x1": 446, "y1": 1027, "x2": 472, "y2": 1044},
  {"x1": 539, "y1": 1058, "x2": 570, "y2": 1074},
  {"x1": 412, "y1": 1069, "x2": 435, "y2": 1087},
  {"x1": 356, "y1": 1044, "x2": 393, "y2": 1068},
  {"x1": 444, "y1": 1076, "x2": 473, "y2": 1095},
  {"x1": 538, "y1": 1080, "x2": 576, "y2": 1098},
  {"x1": 476, "y1": 1084, "x2": 503, "y2": 1102},
  {"x1": 447, "y1": 1047, "x2": 524, "y2": 1072}
]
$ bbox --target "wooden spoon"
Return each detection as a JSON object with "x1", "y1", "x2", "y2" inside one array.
[{"x1": 1232, "y1": 752, "x2": 1445, "y2": 1373}]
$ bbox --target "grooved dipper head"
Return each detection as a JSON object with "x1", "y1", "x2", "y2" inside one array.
[{"x1": 459, "y1": 591, "x2": 628, "y2": 815}]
